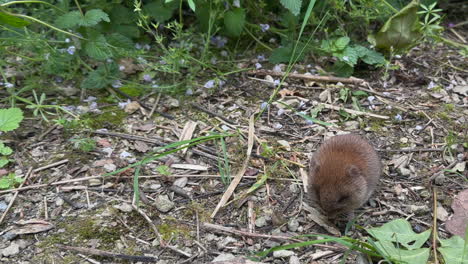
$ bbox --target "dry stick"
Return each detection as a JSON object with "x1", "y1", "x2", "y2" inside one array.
[
  {"x1": 0, "y1": 167, "x2": 34, "y2": 224},
  {"x1": 377, "y1": 148, "x2": 444, "y2": 153},
  {"x1": 55, "y1": 244, "x2": 158, "y2": 262},
  {"x1": 202, "y1": 222, "x2": 343, "y2": 251},
  {"x1": 0, "y1": 175, "x2": 301, "y2": 195},
  {"x1": 248, "y1": 70, "x2": 365, "y2": 85},
  {"x1": 320, "y1": 103, "x2": 390, "y2": 119},
  {"x1": 432, "y1": 187, "x2": 439, "y2": 264},
  {"x1": 33, "y1": 159, "x2": 69, "y2": 173},
  {"x1": 131, "y1": 205, "x2": 192, "y2": 258},
  {"x1": 211, "y1": 114, "x2": 255, "y2": 218},
  {"x1": 190, "y1": 102, "x2": 237, "y2": 125}
]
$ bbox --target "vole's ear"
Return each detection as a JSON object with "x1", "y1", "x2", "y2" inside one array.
[
  {"x1": 309, "y1": 157, "x2": 320, "y2": 175},
  {"x1": 346, "y1": 165, "x2": 361, "y2": 178}
]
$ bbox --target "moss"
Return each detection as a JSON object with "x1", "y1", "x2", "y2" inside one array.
[
  {"x1": 443, "y1": 103, "x2": 454, "y2": 112},
  {"x1": 157, "y1": 218, "x2": 191, "y2": 241},
  {"x1": 81, "y1": 107, "x2": 128, "y2": 130}
]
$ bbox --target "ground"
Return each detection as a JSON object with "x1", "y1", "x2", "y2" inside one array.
[{"x1": 0, "y1": 41, "x2": 467, "y2": 264}]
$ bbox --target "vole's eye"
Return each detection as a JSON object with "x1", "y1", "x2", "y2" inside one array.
[{"x1": 337, "y1": 195, "x2": 349, "y2": 203}]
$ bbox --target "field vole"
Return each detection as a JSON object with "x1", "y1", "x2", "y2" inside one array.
[{"x1": 308, "y1": 134, "x2": 381, "y2": 219}]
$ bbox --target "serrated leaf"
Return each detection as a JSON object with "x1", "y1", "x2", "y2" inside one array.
[
  {"x1": 109, "y1": 5, "x2": 134, "y2": 24},
  {"x1": 84, "y1": 34, "x2": 112, "y2": 60},
  {"x1": 354, "y1": 45, "x2": 386, "y2": 65},
  {"x1": 335, "y1": 36, "x2": 350, "y2": 50},
  {"x1": 0, "y1": 108, "x2": 24, "y2": 132},
  {"x1": 269, "y1": 43, "x2": 307, "y2": 63},
  {"x1": 0, "y1": 10, "x2": 30, "y2": 27},
  {"x1": 438, "y1": 235, "x2": 468, "y2": 264},
  {"x1": 81, "y1": 64, "x2": 119, "y2": 90},
  {"x1": 335, "y1": 46, "x2": 359, "y2": 66},
  {"x1": 367, "y1": 219, "x2": 431, "y2": 250},
  {"x1": 55, "y1": 11, "x2": 81, "y2": 28},
  {"x1": 224, "y1": 8, "x2": 246, "y2": 37},
  {"x1": 0, "y1": 142, "x2": 13, "y2": 156},
  {"x1": 80, "y1": 9, "x2": 109, "y2": 27},
  {"x1": 331, "y1": 61, "x2": 354, "y2": 77},
  {"x1": 280, "y1": 0, "x2": 302, "y2": 16},
  {"x1": 107, "y1": 33, "x2": 133, "y2": 49}
]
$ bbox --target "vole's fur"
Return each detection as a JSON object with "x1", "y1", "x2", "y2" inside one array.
[{"x1": 308, "y1": 134, "x2": 381, "y2": 219}]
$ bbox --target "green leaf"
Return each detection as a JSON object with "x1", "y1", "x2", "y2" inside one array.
[
  {"x1": 109, "y1": 5, "x2": 134, "y2": 24},
  {"x1": 144, "y1": 0, "x2": 178, "y2": 23},
  {"x1": 187, "y1": 0, "x2": 196, "y2": 11},
  {"x1": 335, "y1": 46, "x2": 359, "y2": 66},
  {"x1": 335, "y1": 36, "x2": 351, "y2": 51},
  {"x1": 367, "y1": 219, "x2": 431, "y2": 250},
  {"x1": 269, "y1": 44, "x2": 307, "y2": 63},
  {"x1": 0, "y1": 108, "x2": 24, "y2": 132},
  {"x1": 368, "y1": 0, "x2": 422, "y2": 52},
  {"x1": 55, "y1": 11, "x2": 81, "y2": 28},
  {"x1": 438, "y1": 235, "x2": 468, "y2": 264},
  {"x1": 224, "y1": 8, "x2": 246, "y2": 37},
  {"x1": 331, "y1": 61, "x2": 354, "y2": 77},
  {"x1": 0, "y1": 10, "x2": 30, "y2": 27},
  {"x1": 84, "y1": 34, "x2": 112, "y2": 60},
  {"x1": 81, "y1": 64, "x2": 117, "y2": 90},
  {"x1": 0, "y1": 142, "x2": 13, "y2": 156},
  {"x1": 372, "y1": 239, "x2": 430, "y2": 264},
  {"x1": 107, "y1": 33, "x2": 133, "y2": 49},
  {"x1": 80, "y1": 9, "x2": 110, "y2": 27},
  {"x1": 280, "y1": 0, "x2": 302, "y2": 16},
  {"x1": 354, "y1": 46, "x2": 386, "y2": 65}
]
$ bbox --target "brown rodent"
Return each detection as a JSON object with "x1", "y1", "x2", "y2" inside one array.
[{"x1": 308, "y1": 134, "x2": 381, "y2": 219}]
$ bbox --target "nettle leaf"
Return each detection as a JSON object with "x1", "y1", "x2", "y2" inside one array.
[
  {"x1": 81, "y1": 63, "x2": 119, "y2": 90},
  {"x1": 224, "y1": 8, "x2": 246, "y2": 37},
  {"x1": 55, "y1": 11, "x2": 81, "y2": 28},
  {"x1": 335, "y1": 36, "x2": 350, "y2": 51},
  {"x1": 80, "y1": 9, "x2": 110, "y2": 27},
  {"x1": 269, "y1": 45, "x2": 306, "y2": 64},
  {"x1": 0, "y1": 108, "x2": 24, "y2": 132},
  {"x1": 84, "y1": 34, "x2": 112, "y2": 60},
  {"x1": 334, "y1": 46, "x2": 359, "y2": 67},
  {"x1": 367, "y1": 219, "x2": 431, "y2": 250},
  {"x1": 354, "y1": 45, "x2": 386, "y2": 65},
  {"x1": 107, "y1": 33, "x2": 133, "y2": 49},
  {"x1": 0, "y1": 10, "x2": 30, "y2": 27},
  {"x1": 438, "y1": 235, "x2": 468, "y2": 264},
  {"x1": 0, "y1": 142, "x2": 13, "y2": 156},
  {"x1": 280, "y1": 0, "x2": 302, "y2": 16}
]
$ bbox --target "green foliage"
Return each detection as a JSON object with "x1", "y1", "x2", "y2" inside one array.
[
  {"x1": 81, "y1": 63, "x2": 120, "y2": 90},
  {"x1": 224, "y1": 8, "x2": 246, "y2": 37},
  {"x1": 70, "y1": 137, "x2": 97, "y2": 152},
  {"x1": 438, "y1": 234, "x2": 468, "y2": 264},
  {"x1": 0, "y1": 108, "x2": 24, "y2": 132},
  {"x1": 320, "y1": 37, "x2": 386, "y2": 76},
  {"x1": 368, "y1": 0, "x2": 422, "y2": 53},
  {"x1": 280, "y1": 0, "x2": 303, "y2": 16},
  {"x1": 0, "y1": 173, "x2": 24, "y2": 190},
  {"x1": 0, "y1": 10, "x2": 30, "y2": 27},
  {"x1": 156, "y1": 165, "x2": 171, "y2": 176}
]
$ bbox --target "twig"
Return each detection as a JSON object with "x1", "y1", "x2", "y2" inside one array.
[
  {"x1": 320, "y1": 103, "x2": 390, "y2": 119},
  {"x1": 190, "y1": 102, "x2": 237, "y2": 125},
  {"x1": 248, "y1": 70, "x2": 365, "y2": 85},
  {"x1": 112, "y1": 87, "x2": 174, "y2": 120},
  {"x1": 202, "y1": 222, "x2": 344, "y2": 251},
  {"x1": 211, "y1": 114, "x2": 255, "y2": 218},
  {"x1": 131, "y1": 204, "x2": 163, "y2": 244},
  {"x1": 55, "y1": 244, "x2": 158, "y2": 262},
  {"x1": 0, "y1": 167, "x2": 33, "y2": 224},
  {"x1": 0, "y1": 174, "x2": 300, "y2": 195},
  {"x1": 377, "y1": 148, "x2": 444, "y2": 153},
  {"x1": 33, "y1": 159, "x2": 69, "y2": 173}
]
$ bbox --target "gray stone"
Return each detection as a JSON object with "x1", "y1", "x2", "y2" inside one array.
[{"x1": 154, "y1": 195, "x2": 175, "y2": 213}]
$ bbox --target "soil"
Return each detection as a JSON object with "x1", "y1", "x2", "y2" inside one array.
[{"x1": 0, "y1": 40, "x2": 467, "y2": 264}]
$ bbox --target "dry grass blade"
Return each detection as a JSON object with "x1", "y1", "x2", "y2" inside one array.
[{"x1": 211, "y1": 114, "x2": 255, "y2": 218}]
